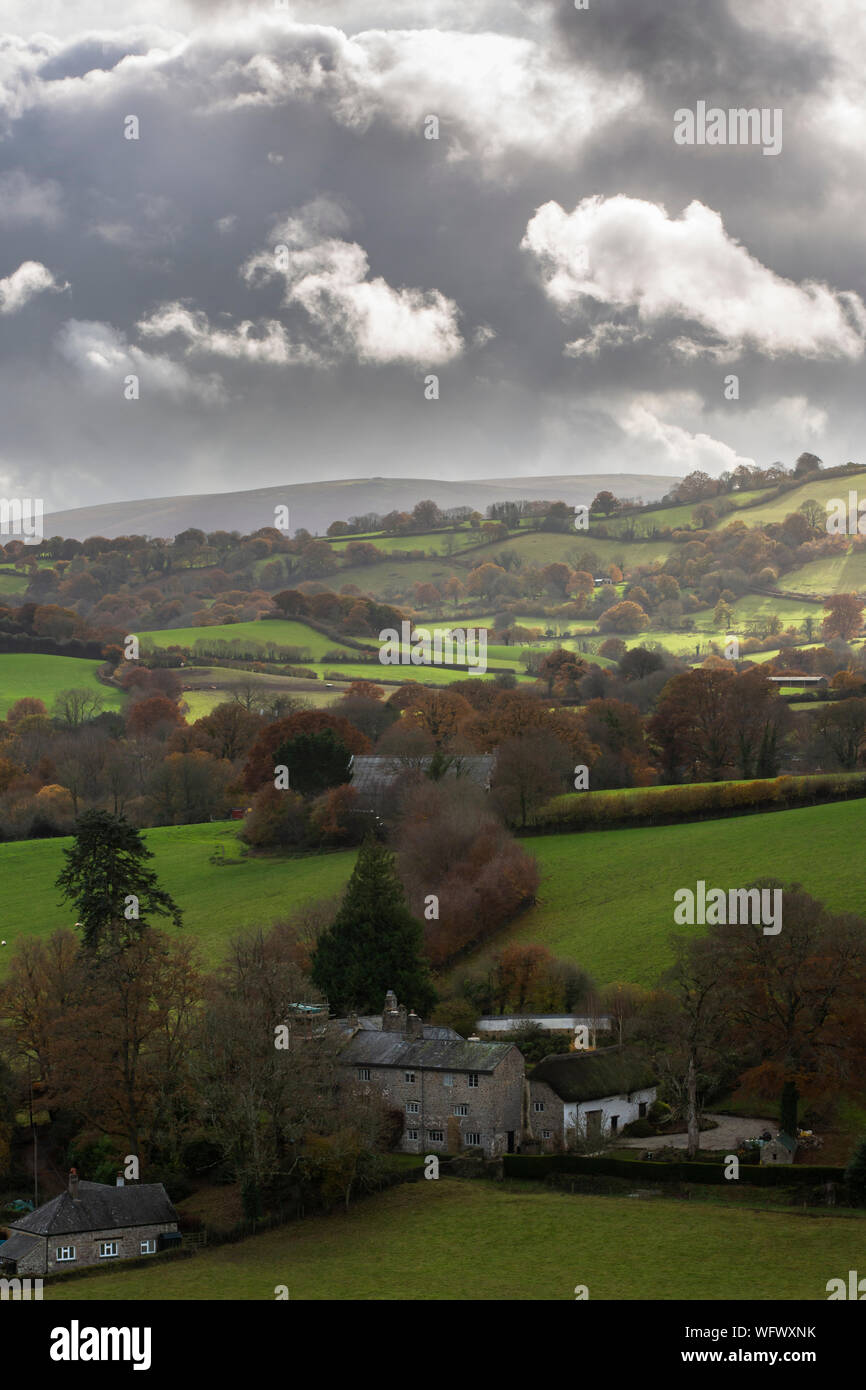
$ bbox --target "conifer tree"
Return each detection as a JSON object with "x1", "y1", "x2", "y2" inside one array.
[
  {"x1": 56, "y1": 810, "x2": 182, "y2": 951},
  {"x1": 311, "y1": 839, "x2": 435, "y2": 1015}
]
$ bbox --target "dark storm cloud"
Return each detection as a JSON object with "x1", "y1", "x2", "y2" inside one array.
[
  {"x1": 0, "y1": 3, "x2": 863, "y2": 515},
  {"x1": 550, "y1": 0, "x2": 826, "y2": 98}
]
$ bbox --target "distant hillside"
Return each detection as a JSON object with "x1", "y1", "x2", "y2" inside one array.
[{"x1": 40, "y1": 474, "x2": 678, "y2": 541}]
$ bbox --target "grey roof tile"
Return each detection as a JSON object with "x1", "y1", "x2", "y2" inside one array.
[{"x1": 10, "y1": 1183, "x2": 177, "y2": 1237}]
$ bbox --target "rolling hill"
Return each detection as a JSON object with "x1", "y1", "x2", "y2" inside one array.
[{"x1": 39, "y1": 474, "x2": 678, "y2": 541}]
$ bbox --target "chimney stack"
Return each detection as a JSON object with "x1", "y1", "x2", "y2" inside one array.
[
  {"x1": 116, "y1": 1172, "x2": 125, "y2": 1187},
  {"x1": 68, "y1": 1168, "x2": 79, "y2": 1200},
  {"x1": 407, "y1": 1011, "x2": 423, "y2": 1039}
]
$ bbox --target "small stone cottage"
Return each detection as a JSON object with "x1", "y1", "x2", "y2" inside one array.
[
  {"x1": 529, "y1": 1047, "x2": 658, "y2": 1148},
  {"x1": 0, "y1": 1170, "x2": 179, "y2": 1277}
]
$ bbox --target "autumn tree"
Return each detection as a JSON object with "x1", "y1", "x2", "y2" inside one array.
[
  {"x1": 822, "y1": 593, "x2": 864, "y2": 641},
  {"x1": 706, "y1": 883, "x2": 866, "y2": 1129},
  {"x1": 492, "y1": 729, "x2": 573, "y2": 827},
  {"x1": 598, "y1": 600, "x2": 649, "y2": 634}
]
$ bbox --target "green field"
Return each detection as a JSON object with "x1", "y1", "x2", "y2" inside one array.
[
  {"x1": 730, "y1": 593, "x2": 820, "y2": 627},
  {"x1": 4, "y1": 799, "x2": 866, "y2": 987},
  {"x1": 326, "y1": 527, "x2": 486, "y2": 556},
  {"x1": 601, "y1": 489, "x2": 769, "y2": 537},
  {"x1": 471, "y1": 797, "x2": 866, "y2": 986},
  {"x1": 45, "y1": 1180, "x2": 864, "y2": 1301},
  {"x1": 0, "y1": 822, "x2": 356, "y2": 971},
  {"x1": 0, "y1": 570, "x2": 28, "y2": 594},
  {"x1": 139, "y1": 620, "x2": 362, "y2": 659},
  {"x1": 709, "y1": 472, "x2": 866, "y2": 530},
  {"x1": 0, "y1": 654, "x2": 125, "y2": 719},
  {"x1": 783, "y1": 547, "x2": 866, "y2": 596}
]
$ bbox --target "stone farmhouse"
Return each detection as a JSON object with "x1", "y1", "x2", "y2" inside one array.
[
  {"x1": 0, "y1": 1169, "x2": 179, "y2": 1278},
  {"x1": 529, "y1": 1048, "x2": 658, "y2": 1148},
  {"x1": 338, "y1": 991, "x2": 525, "y2": 1157}
]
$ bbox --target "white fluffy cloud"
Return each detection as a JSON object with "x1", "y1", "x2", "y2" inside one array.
[
  {"x1": 137, "y1": 302, "x2": 318, "y2": 366},
  {"x1": 243, "y1": 201, "x2": 464, "y2": 365},
  {"x1": 522, "y1": 196, "x2": 866, "y2": 361},
  {"x1": 214, "y1": 24, "x2": 641, "y2": 166},
  {"x1": 617, "y1": 392, "x2": 757, "y2": 474},
  {"x1": 56, "y1": 319, "x2": 222, "y2": 402},
  {"x1": 0, "y1": 260, "x2": 66, "y2": 314},
  {"x1": 0, "y1": 19, "x2": 638, "y2": 169}
]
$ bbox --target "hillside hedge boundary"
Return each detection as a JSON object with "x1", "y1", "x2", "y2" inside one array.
[
  {"x1": 503, "y1": 1154, "x2": 846, "y2": 1187},
  {"x1": 531, "y1": 774, "x2": 866, "y2": 834}
]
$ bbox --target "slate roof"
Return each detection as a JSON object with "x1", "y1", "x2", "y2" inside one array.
[
  {"x1": 0, "y1": 1231, "x2": 42, "y2": 1265},
  {"x1": 338, "y1": 1015, "x2": 461, "y2": 1041},
  {"x1": 350, "y1": 755, "x2": 495, "y2": 794},
  {"x1": 9, "y1": 1183, "x2": 177, "y2": 1237},
  {"x1": 341, "y1": 1031, "x2": 514, "y2": 1073},
  {"x1": 531, "y1": 1048, "x2": 657, "y2": 1102}
]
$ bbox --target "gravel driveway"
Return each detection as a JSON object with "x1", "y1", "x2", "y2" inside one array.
[{"x1": 618, "y1": 1114, "x2": 777, "y2": 1151}]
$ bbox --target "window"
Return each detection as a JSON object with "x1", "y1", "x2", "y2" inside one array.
[
  {"x1": 442, "y1": 1074, "x2": 453, "y2": 1087},
  {"x1": 99, "y1": 1241, "x2": 119, "y2": 1258},
  {"x1": 428, "y1": 1130, "x2": 444, "y2": 1143},
  {"x1": 610, "y1": 1115, "x2": 618, "y2": 1134},
  {"x1": 56, "y1": 1246, "x2": 76, "y2": 1263},
  {"x1": 140, "y1": 1239, "x2": 157, "y2": 1255},
  {"x1": 406, "y1": 1101, "x2": 420, "y2": 1114},
  {"x1": 468, "y1": 1073, "x2": 479, "y2": 1088},
  {"x1": 638, "y1": 1102, "x2": 647, "y2": 1118},
  {"x1": 357, "y1": 1068, "x2": 371, "y2": 1081},
  {"x1": 404, "y1": 1071, "x2": 416, "y2": 1084},
  {"x1": 453, "y1": 1104, "x2": 469, "y2": 1116},
  {"x1": 533, "y1": 1101, "x2": 545, "y2": 1113},
  {"x1": 406, "y1": 1129, "x2": 419, "y2": 1141},
  {"x1": 464, "y1": 1132, "x2": 481, "y2": 1147},
  {"x1": 542, "y1": 1129, "x2": 552, "y2": 1139}
]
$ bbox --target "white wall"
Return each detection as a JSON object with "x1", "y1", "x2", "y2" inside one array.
[{"x1": 563, "y1": 1087, "x2": 657, "y2": 1136}]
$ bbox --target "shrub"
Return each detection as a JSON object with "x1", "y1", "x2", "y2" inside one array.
[{"x1": 622, "y1": 1119, "x2": 655, "y2": 1138}]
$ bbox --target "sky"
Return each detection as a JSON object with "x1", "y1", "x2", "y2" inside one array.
[{"x1": 1, "y1": 0, "x2": 865, "y2": 513}]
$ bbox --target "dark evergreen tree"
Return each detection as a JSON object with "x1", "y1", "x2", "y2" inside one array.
[
  {"x1": 780, "y1": 1078, "x2": 799, "y2": 1137},
  {"x1": 274, "y1": 728, "x2": 351, "y2": 796},
  {"x1": 56, "y1": 809, "x2": 183, "y2": 951},
  {"x1": 311, "y1": 839, "x2": 435, "y2": 1015}
]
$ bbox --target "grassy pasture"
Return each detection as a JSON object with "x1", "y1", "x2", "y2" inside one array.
[
  {"x1": 45, "y1": 1179, "x2": 865, "y2": 1301},
  {"x1": 138, "y1": 620, "x2": 361, "y2": 659},
  {"x1": 0, "y1": 654, "x2": 125, "y2": 719},
  {"x1": 4, "y1": 798, "x2": 866, "y2": 988}
]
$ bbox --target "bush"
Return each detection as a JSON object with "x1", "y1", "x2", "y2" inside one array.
[
  {"x1": 503, "y1": 1154, "x2": 846, "y2": 1188},
  {"x1": 534, "y1": 774, "x2": 866, "y2": 833},
  {"x1": 622, "y1": 1119, "x2": 655, "y2": 1138},
  {"x1": 648, "y1": 1100, "x2": 672, "y2": 1125}
]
